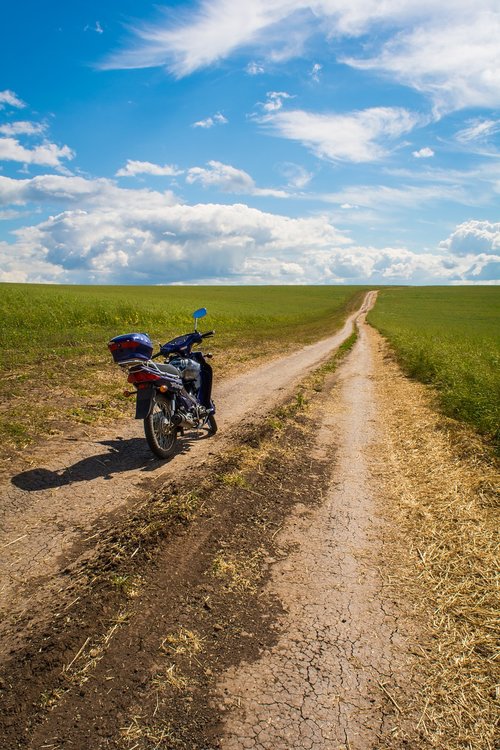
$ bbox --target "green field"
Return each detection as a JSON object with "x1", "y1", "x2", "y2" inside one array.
[
  {"x1": 0, "y1": 283, "x2": 366, "y2": 452},
  {"x1": 368, "y1": 287, "x2": 500, "y2": 449}
]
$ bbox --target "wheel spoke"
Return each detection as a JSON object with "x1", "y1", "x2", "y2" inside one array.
[{"x1": 152, "y1": 401, "x2": 175, "y2": 450}]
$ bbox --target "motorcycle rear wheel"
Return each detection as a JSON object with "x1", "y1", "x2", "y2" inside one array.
[{"x1": 144, "y1": 396, "x2": 177, "y2": 459}]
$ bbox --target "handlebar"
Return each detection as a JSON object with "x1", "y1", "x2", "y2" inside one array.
[{"x1": 201, "y1": 330, "x2": 215, "y2": 338}]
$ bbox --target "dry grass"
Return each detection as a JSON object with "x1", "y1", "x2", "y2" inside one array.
[
  {"x1": 161, "y1": 627, "x2": 204, "y2": 661},
  {"x1": 371, "y1": 327, "x2": 499, "y2": 750},
  {"x1": 210, "y1": 548, "x2": 266, "y2": 594},
  {"x1": 120, "y1": 714, "x2": 176, "y2": 749}
]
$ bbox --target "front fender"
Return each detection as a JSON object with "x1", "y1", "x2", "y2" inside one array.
[{"x1": 135, "y1": 385, "x2": 155, "y2": 419}]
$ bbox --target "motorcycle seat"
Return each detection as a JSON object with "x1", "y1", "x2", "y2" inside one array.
[{"x1": 154, "y1": 362, "x2": 181, "y2": 377}]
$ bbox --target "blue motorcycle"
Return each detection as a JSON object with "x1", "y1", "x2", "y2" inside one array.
[{"x1": 108, "y1": 308, "x2": 217, "y2": 458}]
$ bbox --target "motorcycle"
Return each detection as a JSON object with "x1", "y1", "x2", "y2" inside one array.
[{"x1": 108, "y1": 307, "x2": 217, "y2": 459}]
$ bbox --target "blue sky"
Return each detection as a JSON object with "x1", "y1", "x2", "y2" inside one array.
[{"x1": 0, "y1": 0, "x2": 499, "y2": 284}]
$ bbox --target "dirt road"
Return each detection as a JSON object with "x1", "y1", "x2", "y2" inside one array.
[
  {"x1": 217, "y1": 308, "x2": 418, "y2": 749},
  {"x1": 1, "y1": 291, "x2": 495, "y2": 750}
]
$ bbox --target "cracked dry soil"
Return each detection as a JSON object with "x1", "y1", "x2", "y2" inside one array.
[{"x1": 217, "y1": 311, "x2": 420, "y2": 750}]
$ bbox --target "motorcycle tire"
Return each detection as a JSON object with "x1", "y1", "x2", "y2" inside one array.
[
  {"x1": 144, "y1": 395, "x2": 177, "y2": 459},
  {"x1": 207, "y1": 414, "x2": 217, "y2": 435}
]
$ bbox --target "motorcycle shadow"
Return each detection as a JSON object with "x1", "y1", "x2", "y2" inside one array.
[{"x1": 11, "y1": 430, "x2": 207, "y2": 492}]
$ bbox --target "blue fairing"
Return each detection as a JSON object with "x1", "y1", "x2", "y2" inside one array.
[{"x1": 160, "y1": 331, "x2": 202, "y2": 356}]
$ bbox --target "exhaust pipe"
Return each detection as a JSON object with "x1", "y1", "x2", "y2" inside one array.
[{"x1": 172, "y1": 411, "x2": 196, "y2": 428}]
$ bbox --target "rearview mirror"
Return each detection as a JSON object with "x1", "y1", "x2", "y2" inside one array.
[{"x1": 192, "y1": 307, "x2": 207, "y2": 331}]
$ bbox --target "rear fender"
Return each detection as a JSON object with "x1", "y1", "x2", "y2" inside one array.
[{"x1": 135, "y1": 385, "x2": 155, "y2": 419}]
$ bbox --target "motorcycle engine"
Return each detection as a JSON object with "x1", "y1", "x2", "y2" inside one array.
[{"x1": 169, "y1": 356, "x2": 201, "y2": 390}]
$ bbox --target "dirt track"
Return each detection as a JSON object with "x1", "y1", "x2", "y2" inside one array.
[
  {"x1": 0, "y1": 292, "x2": 496, "y2": 750},
  {"x1": 217, "y1": 308, "x2": 418, "y2": 749}
]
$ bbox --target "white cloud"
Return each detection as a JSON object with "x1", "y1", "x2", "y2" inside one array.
[
  {"x1": 278, "y1": 162, "x2": 312, "y2": 189},
  {"x1": 186, "y1": 160, "x2": 288, "y2": 197},
  {"x1": 2, "y1": 200, "x2": 352, "y2": 284},
  {"x1": 0, "y1": 209, "x2": 23, "y2": 220},
  {"x1": 1, "y1": 172, "x2": 497, "y2": 284},
  {"x1": 0, "y1": 121, "x2": 46, "y2": 136},
  {"x1": 0, "y1": 172, "x2": 497, "y2": 284},
  {"x1": 345, "y1": 11, "x2": 500, "y2": 112},
  {"x1": 116, "y1": 159, "x2": 183, "y2": 177},
  {"x1": 100, "y1": 1, "x2": 296, "y2": 76},
  {"x1": 246, "y1": 61, "x2": 265, "y2": 74},
  {"x1": 439, "y1": 220, "x2": 500, "y2": 256},
  {"x1": 310, "y1": 63, "x2": 322, "y2": 82},
  {"x1": 84, "y1": 21, "x2": 104, "y2": 33},
  {"x1": 0, "y1": 137, "x2": 74, "y2": 168},
  {"x1": 192, "y1": 112, "x2": 228, "y2": 128},
  {"x1": 455, "y1": 119, "x2": 500, "y2": 144},
  {"x1": 261, "y1": 91, "x2": 293, "y2": 113},
  {"x1": 0, "y1": 90, "x2": 26, "y2": 109},
  {"x1": 322, "y1": 182, "x2": 469, "y2": 210},
  {"x1": 100, "y1": 1, "x2": 500, "y2": 112},
  {"x1": 0, "y1": 174, "x2": 178, "y2": 211},
  {"x1": 260, "y1": 106, "x2": 420, "y2": 163},
  {"x1": 0, "y1": 239, "x2": 66, "y2": 283},
  {"x1": 412, "y1": 147, "x2": 434, "y2": 158}
]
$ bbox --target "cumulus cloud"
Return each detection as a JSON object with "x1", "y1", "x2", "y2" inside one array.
[
  {"x1": 1, "y1": 170, "x2": 497, "y2": 284},
  {"x1": 0, "y1": 239, "x2": 66, "y2": 283},
  {"x1": 116, "y1": 159, "x2": 183, "y2": 177},
  {"x1": 0, "y1": 90, "x2": 26, "y2": 109},
  {"x1": 0, "y1": 171, "x2": 497, "y2": 284},
  {"x1": 0, "y1": 174, "x2": 178, "y2": 211},
  {"x1": 0, "y1": 137, "x2": 74, "y2": 168},
  {"x1": 186, "y1": 160, "x2": 288, "y2": 197},
  {"x1": 439, "y1": 220, "x2": 500, "y2": 256},
  {"x1": 3, "y1": 201, "x2": 352, "y2": 284},
  {"x1": 0, "y1": 121, "x2": 47, "y2": 136},
  {"x1": 192, "y1": 112, "x2": 228, "y2": 128},
  {"x1": 412, "y1": 147, "x2": 434, "y2": 158},
  {"x1": 260, "y1": 106, "x2": 420, "y2": 163}
]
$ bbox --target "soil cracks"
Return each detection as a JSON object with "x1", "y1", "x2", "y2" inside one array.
[{"x1": 217, "y1": 307, "x2": 418, "y2": 750}]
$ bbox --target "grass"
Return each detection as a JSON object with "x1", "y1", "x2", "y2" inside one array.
[
  {"x1": 368, "y1": 287, "x2": 500, "y2": 449},
  {"x1": 0, "y1": 283, "x2": 366, "y2": 452},
  {"x1": 374, "y1": 343, "x2": 499, "y2": 750}
]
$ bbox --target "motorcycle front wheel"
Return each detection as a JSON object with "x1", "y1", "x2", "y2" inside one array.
[{"x1": 144, "y1": 395, "x2": 177, "y2": 459}]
